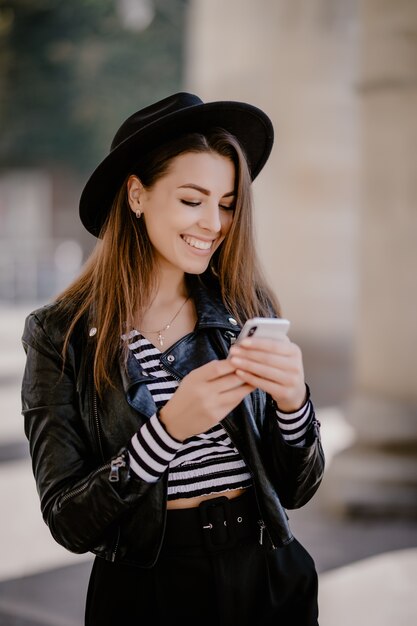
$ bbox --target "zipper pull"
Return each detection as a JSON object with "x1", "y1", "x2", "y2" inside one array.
[
  {"x1": 109, "y1": 455, "x2": 126, "y2": 483},
  {"x1": 258, "y1": 519, "x2": 265, "y2": 545},
  {"x1": 312, "y1": 418, "x2": 321, "y2": 438}
]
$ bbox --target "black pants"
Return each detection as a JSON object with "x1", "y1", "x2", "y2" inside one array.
[{"x1": 85, "y1": 492, "x2": 319, "y2": 626}]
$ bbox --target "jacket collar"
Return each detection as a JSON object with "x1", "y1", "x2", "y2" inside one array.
[
  {"x1": 187, "y1": 275, "x2": 242, "y2": 333},
  {"x1": 120, "y1": 277, "x2": 242, "y2": 408},
  {"x1": 86, "y1": 276, "x2": 241, "y2": 341}
]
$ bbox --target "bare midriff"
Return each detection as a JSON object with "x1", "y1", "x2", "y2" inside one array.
[{"x1": 166, "y1": 487, "x2": 248, "y2": 510}]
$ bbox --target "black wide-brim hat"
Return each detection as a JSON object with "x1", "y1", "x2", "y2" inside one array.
[{"x1": 79, "y1": 92, "x2": 274, "y2": 237}]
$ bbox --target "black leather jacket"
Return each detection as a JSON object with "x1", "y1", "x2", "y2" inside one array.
[{"x1": 21, "y1": 280, "x2": 324, "y2": 568}]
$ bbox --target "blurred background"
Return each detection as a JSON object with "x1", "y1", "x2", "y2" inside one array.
[{"x1": 0, "y1": 0, "x2": 416, "y2": 624}]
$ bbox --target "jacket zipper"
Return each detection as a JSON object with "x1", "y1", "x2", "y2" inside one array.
[
  {"x1": 111, "y1": 527, "x2": 121, "y2": 562},
  {"x1": 109, "y1": 453, "x2": 127, "y2": 562},
  {"x1": 258, "y1": 520, "x2": 266, "y2": 546},
  {"x1": 160, "y1": 364, "x2": 181, "y2": 382},
  {"x1": 90, "y1": 378, "x2": 124, "y2": 561},
  {"x1": 59, "y1": 464, "x2": 110, "y2": 508},
  {"x1": 312, "y1": 418, "x2": 322, "y2": 439},
  {"x1": 58, "y1": 453, "x2": 127, "y2": 509},
  {"x1": 109, "y1": 455, "x2": 127, "y2": 482},
  {"x1": 211, "y1": 328, "x2": 273, "y2": 544},
  {"x1": 222, "y1": 419, "x2": 276, "y2": 549},
  {"x1": 90, "y1": 375, "x2": 104, "y2": 462},
  {"x1": 162, "y1": 344, "x2": 276, "y2": 548},
  {"x1": 216, "y1": 327, "x2": 273, "y2": 546}
]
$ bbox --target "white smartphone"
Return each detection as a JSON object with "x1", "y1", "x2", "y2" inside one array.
[{"x1": 234, "y1": 317, "x2": 290, "y2": 346}]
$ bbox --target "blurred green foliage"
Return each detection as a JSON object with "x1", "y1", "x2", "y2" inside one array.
[{"x1": 0, "y1": 0, "x2": 187, "y2": 172}]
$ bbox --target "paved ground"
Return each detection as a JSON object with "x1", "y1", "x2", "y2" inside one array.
[{"x1": 1, "y1": 305, "x2": 416, "y2": 625}]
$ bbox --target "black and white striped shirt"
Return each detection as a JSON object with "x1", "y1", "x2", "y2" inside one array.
[{"x1": 125, "y1": 331, "x2": 313, "y2": 500}]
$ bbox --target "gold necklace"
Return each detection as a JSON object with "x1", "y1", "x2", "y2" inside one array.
[{"x1": 137, "y1": 296, "x2": 190, "y2": 348}]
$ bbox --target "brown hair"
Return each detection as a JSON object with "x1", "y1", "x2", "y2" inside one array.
[{"x1": 56, "y1": 129, "x2": 280, "y2": 395}]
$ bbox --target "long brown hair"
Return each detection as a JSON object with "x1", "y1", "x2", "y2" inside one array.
[{"x1": 56, "y1": 129, "x2": 280, "y2": 395}]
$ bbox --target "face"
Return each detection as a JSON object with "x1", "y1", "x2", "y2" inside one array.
[{"x1": 127, "y1": 151, "x2": 235, "y2": 277}]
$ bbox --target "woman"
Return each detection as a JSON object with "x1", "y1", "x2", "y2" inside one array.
[{"x1": 22, "y1": 93, "x2": 324, "y2": 625}]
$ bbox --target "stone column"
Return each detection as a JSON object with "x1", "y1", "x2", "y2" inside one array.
[
  {"x1": 185, "y1": 0, "x2": 359, "y2": 348},
  {"x1": 324, "y1": 0, "x2": 417, "y2": 516}
]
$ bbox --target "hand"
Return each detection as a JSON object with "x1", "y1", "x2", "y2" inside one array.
[
  {"x1": 228, "y1": 336, "x2": 307, "y2": 412},
  {"x1": 159, "y1": 359, "x2": 255, "y2": 441}
]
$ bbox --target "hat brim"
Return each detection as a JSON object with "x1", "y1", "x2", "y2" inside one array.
[{"x1": 79, "y1": 100, "x2": 274, "y2": 237}]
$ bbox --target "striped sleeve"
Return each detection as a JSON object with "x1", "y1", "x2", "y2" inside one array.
[
  {"x1": 127, "y1": 413, "x2": 182, "y2": 483},
  {"x1": 275, "y1": 393, "x2": 314, "y2": 448}
]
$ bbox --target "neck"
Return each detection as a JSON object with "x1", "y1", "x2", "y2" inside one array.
[
  {"x1": 135, "y1": 269, "x2": 195, "y2": 348},
  {"x1": 149, "y1": 267, "x2": 188, "y2": 308}
]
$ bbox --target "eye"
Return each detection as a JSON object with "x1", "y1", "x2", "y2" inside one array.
[
  {"x1": 220, "y1": 203, "x2": 235, "y2": 211},
  {"x1": 181, "y1": 200, "x2": 201, "y2": 207}
]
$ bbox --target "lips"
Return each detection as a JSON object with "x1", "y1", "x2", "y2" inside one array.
[{"x1": 181, "y1": 235, "x2": 214, "y2": 250}]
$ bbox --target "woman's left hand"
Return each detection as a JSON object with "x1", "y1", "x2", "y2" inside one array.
[{"x1": 228, "y1": 336, "x2": 307, "y2": 412}]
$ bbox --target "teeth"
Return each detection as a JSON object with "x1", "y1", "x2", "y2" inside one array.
[{"x1": 182, "y1": 236, "x2": 212, "y2": 250}]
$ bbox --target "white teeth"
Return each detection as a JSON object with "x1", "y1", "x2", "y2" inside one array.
[{"x1": 182, "y1": 236, "x2": 212, "y2": 250}]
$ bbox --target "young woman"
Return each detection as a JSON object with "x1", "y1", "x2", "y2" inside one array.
[{"x1": 21, "y1": 92, "x2": 324, "y2": 625}]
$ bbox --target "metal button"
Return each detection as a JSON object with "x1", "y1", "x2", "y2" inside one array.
[
  {"x1": 167, "y1": 355, "x2": 175, "y2": 363},
  {"x1": 89, "y1": 327, "x2": 97, "y2": 337},
  {"x1": 228, "y1": 317, "x2": 238, "y2": 326}
]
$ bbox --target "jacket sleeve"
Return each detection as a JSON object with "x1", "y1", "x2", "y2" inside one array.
[
  {"x1": 21, "y1": 311, "x2": 155, "y2": 555},
  {"x1": 261, "y1": 393, "x2": 325, "y2": 509}
]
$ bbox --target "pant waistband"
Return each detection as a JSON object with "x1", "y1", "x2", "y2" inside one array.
[{"x1": 163, "y1": 489, "x2": 260, "y2": 553}]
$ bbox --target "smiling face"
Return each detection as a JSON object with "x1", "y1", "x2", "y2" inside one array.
[{"x1": 127, "y1": 151, "x2": 235, "y2": 279}]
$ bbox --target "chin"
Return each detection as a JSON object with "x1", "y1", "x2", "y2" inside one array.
[{"x1": 181, "y1": 260, "x2": 211, "y2": 275}]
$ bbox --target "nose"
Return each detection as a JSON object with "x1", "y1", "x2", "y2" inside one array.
[{"x1": 197, "y1": 202, "x2": 222, "y2": 233}]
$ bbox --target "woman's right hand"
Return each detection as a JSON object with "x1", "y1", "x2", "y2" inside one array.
[{"x1": 159, "y1": 359, "x2": 255, "y2": 441}]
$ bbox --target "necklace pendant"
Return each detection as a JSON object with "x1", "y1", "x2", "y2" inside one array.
[{"x1": 137, "y1": 296, "x2": 190, "y2": 349}]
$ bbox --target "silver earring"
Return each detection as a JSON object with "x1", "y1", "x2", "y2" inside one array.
[{"x1": 135, "y1": 200, "x2": 142, "y2": 218}]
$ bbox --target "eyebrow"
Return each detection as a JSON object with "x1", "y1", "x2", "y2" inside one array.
[{"x1": 178, "y1": 184, "x2": 235, "y2": 198}]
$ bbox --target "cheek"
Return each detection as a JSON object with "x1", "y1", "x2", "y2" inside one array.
[{"x1": 221, "y1": 212, "x2": 234, "y2": 235}]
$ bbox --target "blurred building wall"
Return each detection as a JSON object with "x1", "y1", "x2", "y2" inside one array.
[
  {"x1": 0, "y1": 169, "x2": 84, "y2": 303},
  {"x1": 185, "y1": 0, "x2": 417, "y2": 515},
  {"x1": 0, "y1": 1, "x2": 187, "y2": 304},
  {"x1": 324, "y1": 0, "x2": 417, "y2": 515},
  {"x1": 186, "y1": 0, "x2": 359, "y2": 346}
]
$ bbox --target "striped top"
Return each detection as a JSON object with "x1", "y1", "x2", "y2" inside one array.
[{"x1": 125, "y1": 331, "x2": 313, "y2": 500}]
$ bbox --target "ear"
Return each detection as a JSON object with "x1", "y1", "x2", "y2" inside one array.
[{"x1": 127, "y1": 175, "x2": 144, "y2": 213}]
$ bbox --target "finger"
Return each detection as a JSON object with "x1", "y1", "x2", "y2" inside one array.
[
  {"x1": 215, "y1": 371, "x2": 250, "y2": 393},
  {"x1": 234, "y1": 368, "x2": 284, "y2": 397},
  {"x1": 220, "y1": 381, "x2": 255, "y2": 405},
  {"x1": 230, "y1": 355, "x2": 295, "y2": 386},
  {"x1": 200, "y1": 358, "x2": 237, "y2": 381},
  {"x1": 229, "y1": 349, "x2": 300, "y2": 375},
  {"x1": 231, "y1": 341, "x2": 296, "y2": 363}
]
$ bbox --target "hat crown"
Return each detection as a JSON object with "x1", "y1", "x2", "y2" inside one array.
[
  {"x1": 80, "y1": 91, "x2": 274, "y2": 237},
  {"x1": 111, "y1": 92, "x2": 203, "y2": 151}
]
